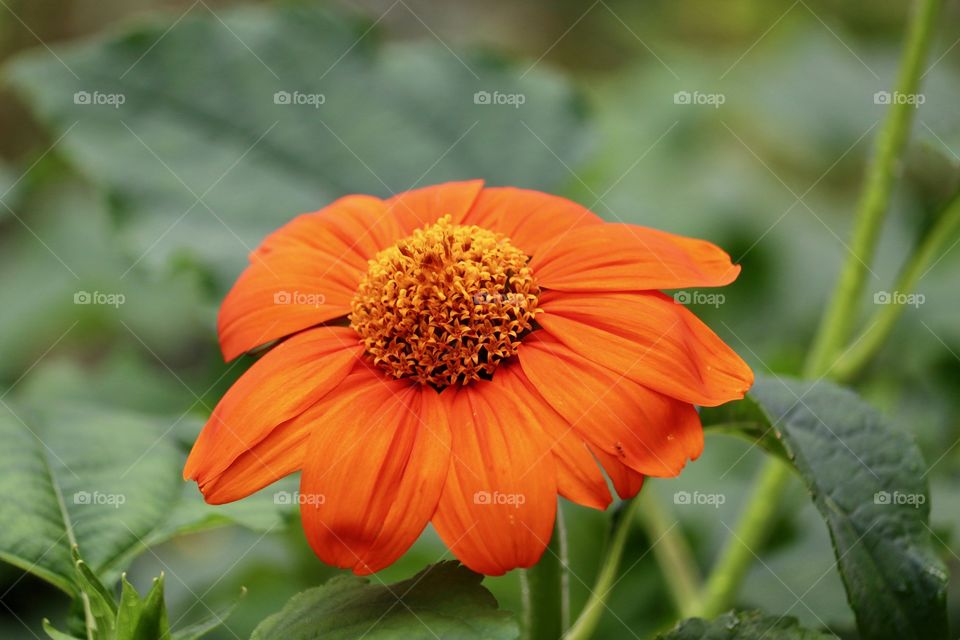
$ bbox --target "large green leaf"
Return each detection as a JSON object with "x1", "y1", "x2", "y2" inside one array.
[
  {"x1": 6, "y1": 4, "x2": 590, "y2": 288},
  {"x1": 43, "y1": 550, "x2": 241, "y2": 640},
  {"x1": 701, "y1": 376, "x2": 948, "y2": 640},
  {"x1": 0, "y1": 401, "x2": 289, "y2": 594},
  {"x1": 657, "y1": 610, "x2": 837, "y2": 639},
  {"x1": 251, "y1": 561, "x2": 520, "y2": 640}
]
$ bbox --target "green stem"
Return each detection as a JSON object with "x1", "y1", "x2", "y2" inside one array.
[
  {"x1": 805, "y1": 0, "x2": 943, "y2": 377},
  {"x1": 696, "y1": 0, "x2": 944, "y2": 617},
  {"x1": 523, "y1": 517, "x2": 567, "y2": 640},
  {"x1": 565, "y1": 498, "x2": 642, "y2": 640},
  {"x1": 832, "y1": 191, "x2": 960, "y2": 381},
  {"x1": 697, "y1": 458, "x2": 792, "y2": 618},
  {"x1": 637, "y1": 490, "x2": 703, "y2": 617}
]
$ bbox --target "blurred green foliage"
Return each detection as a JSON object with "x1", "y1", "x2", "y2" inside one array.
[{"x1": 1, "y1": 0, "x2": 958, "y2": 638}]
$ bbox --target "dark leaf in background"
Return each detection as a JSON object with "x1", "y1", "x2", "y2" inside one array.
[
  {"x1": 702, "y1": 375, "x2": 949, "y2": 640},
  {"x1": 251, "y1": 561, "x2": 519, "y2": 640},
  {"x1": 657, "y1": 609, "x2": 838, "y2": 639},
  {"x1": 0, "y1": 402, "x2": 291, "y2": 594},
  {"x1": 6, "y1": 4, "x2": 591, "y2": 289}
]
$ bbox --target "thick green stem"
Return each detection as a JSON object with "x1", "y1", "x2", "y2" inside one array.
[
  {"x1": 523, "y1": 517, "x2": 567, "y2": 640},
  {"x1": 697, "y1": 459, "x2": 792, "y2": 618},
  {"x1": 832, "y1": 191, "x2": 960, "y2": 381},
  {"x1": 637, "y1": 490, "x2": 703, "y2": 617},
  {"x1": 695, "y1": 0, "x2": 944, "y2": 617},
  {"x1": 805, "y1": 0, "x2": 943, "y2": 376},
  {"x1": 564, "y1": 498, "x2": 642, "y2": 640}
]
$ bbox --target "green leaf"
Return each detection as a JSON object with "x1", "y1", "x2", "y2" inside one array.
[
  {"x1": 116, "y1": 575, "x2": 145, "y2": 637},
  {"x1": 75, "y1": 554, "x2": 119, "y2": 637},
  {"x1": 657, "y1": 610, "x2": 837, "y2": 639},
  {"x1": 0, "y1": 401, "x2": 288, "y2": 594},
  {"x1": 6, "y1": 4, "x2": 590, "y2": 288},
  {"x1": 701, "y1": 376, "x2": 949, "y2": 640},
  {"x1": 171, "y1": 587, "x2": 246, "y2": 640},
  {"x1": 45, "y1": 555, "x2": 237, "y2": 640},
  {"x1": 123, "y1": 575, "x2": 171, "y2": 640},
  {"x1": 251, "y1": 561, "x2": 520, "y2": 640},
  {"x1": 700, "y1": 392, "x2": 789, "y2": 461},
  {"x1": 42, "y1": 619, "x2": 82, "y2": 640}
]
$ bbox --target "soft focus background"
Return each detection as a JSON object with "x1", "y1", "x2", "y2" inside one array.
[{"x1": 1, "y1": 0, "x2": 958, "y2": 638}]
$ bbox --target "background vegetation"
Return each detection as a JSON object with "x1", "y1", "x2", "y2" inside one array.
[{"x1": 1, "y1": 0, "x2": 958, "y2": 637}]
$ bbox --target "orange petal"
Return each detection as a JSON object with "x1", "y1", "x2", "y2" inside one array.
[
  {"x1": 386, "y1": 180, "x2": 485, "y2": 235},
  {"x1": 299, "y1": 370, "x2": 451, "y2": 574},
  {"x1": 218, "y1": 247, "x2": 361, "y2": 360},
  {"x1": 198, "y1": 414, "x2": 306, "y2": 504},
  {"x1": 518, "y1": 332, "x2": 704, "y2": 478},
  {"x1": 497, "y1": 364, "x2": 611, "y2": 510},
  {"x1": 538, "y1": 290, "x2": 753, "y2": 406},
  {"x1": 431, "y1": 380, "x2": 557, "y2": 576},
  {"x1": 184, "y1": 327, "x2": 361, "y2": 487},
  {"x1": 530, "y1": 223, "x2": 741, "y2": 291},
  {"x1": 219, "y1": 194, "x2": 398, "y2": 361},
  {"x1": 255, "y1": 194, "x2": 399, "y2": 262},
  {"x1": 591, "y1": 447, "x2": 645, "y2": 499},
  {"x1": 462, "y1": 187, "x2": 603, "y2": 255}
]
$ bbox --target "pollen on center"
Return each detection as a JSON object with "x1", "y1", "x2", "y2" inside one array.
[{"x1": 350, "y1": 215, "x2": 541, "y2": 387}]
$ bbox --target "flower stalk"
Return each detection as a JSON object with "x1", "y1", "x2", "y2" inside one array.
[
  {"x1": 832, "y1": 190, "x2": 960, "y2": 381},
  {"x1": 695, "y1": 0, "x2": 945, "y2": 617},
  {"x1": 565, "y1": 498, "x2": 642, "y2": 640},
  {"x1": 637, "y1": 489, "x2": 702, "y2": 617},
  {"x1": 522, "y1": 517, "x2": 568, "y2": 640},
  {"x1": 805, "y1": 0, "x2": 944, "y2": 377}
]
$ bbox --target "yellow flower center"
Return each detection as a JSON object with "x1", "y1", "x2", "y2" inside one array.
[{"x1": 350, "y1": 215, "x2": 541, "y2": 387}]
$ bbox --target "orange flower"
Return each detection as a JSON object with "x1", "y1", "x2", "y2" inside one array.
[{"x1": 184, "y1": 180, "x2": 753, "y2": 576}]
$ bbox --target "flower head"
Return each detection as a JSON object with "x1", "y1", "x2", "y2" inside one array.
[{"x1": 184, "y1": 180, "x2": 753, "y2": 575}]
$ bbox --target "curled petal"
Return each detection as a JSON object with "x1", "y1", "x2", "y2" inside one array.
[
  {"x1": 537, "y1": 290, "x2": 753, "y2": 406},
  {"x1": 531, "y1": 223, "x2": 741, "y2": 292},
  {"x1": 185, "y1": 327, "x2": 361, "y2": 488}
]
